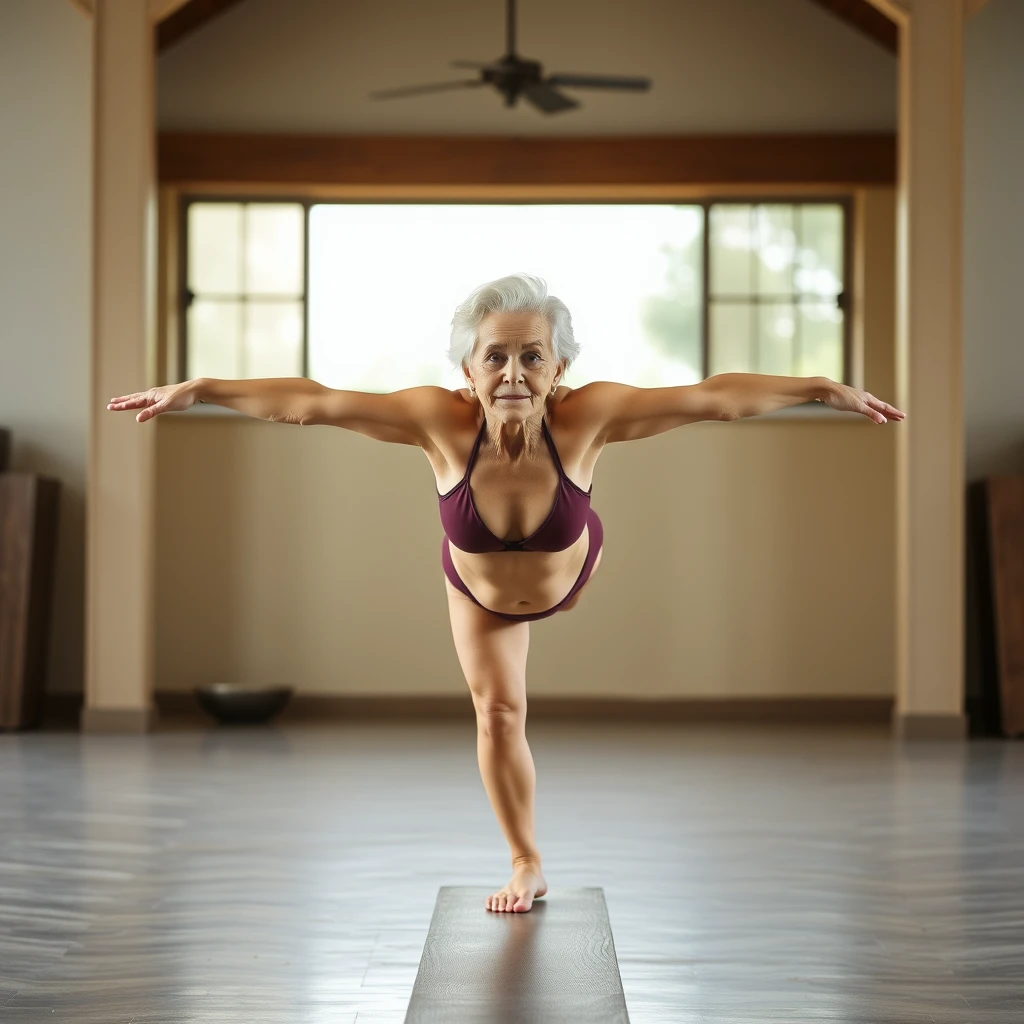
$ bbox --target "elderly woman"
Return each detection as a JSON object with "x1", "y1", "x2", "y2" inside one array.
[{"x1": 108, "y1": 273, "x2": 904, "y2": 914}]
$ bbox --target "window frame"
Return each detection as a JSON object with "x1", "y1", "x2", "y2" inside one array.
[
  {"x1": 700, "y1": 194, "x2": 853, "y2": 385},
  {"x1": 170, "y1": 189, "x2": 857, "y2": 415},
  {"x1": 176, "y1": 192, "x2": 313, "y2": 385}
]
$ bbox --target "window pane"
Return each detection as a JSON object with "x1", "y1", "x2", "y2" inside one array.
[
  {"x1": 244, "y1": 302, "x2": 304, "y2": 378},
  {"x1": 708, "y1": 303, "x2": 753, "y2": 376},
  {"x1": 754, "y1": 205, "x2": 795, "y2": 297},
  {"x1": 308, "y1": 204, "x2": 704, "y2": 391},
  {"x1": 795, "y1": 205, "x2": 843, "y2": 297},
  {"x1": 757, "y1": 303, "x2": 796, "y2": 376},
  {"x1": 641, "y1": 209, "x2": 703, "y2": 381},
  {"x1": 188, "y1": 204, "x2": 242, "y2": 294},
  {"x1": 797, "y1": 302, "x2": 844, "y2": 379},
  {"x1": 187, "y1": 300, "x2": 242, "y2": 379},
  {"x1": 245, "y1": 205, "x2": 304, "y2": 296},
  {"x1": 710, "y1": 205, "x2": 752, "y2": 297}
]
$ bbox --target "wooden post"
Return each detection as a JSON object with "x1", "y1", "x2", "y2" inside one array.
[{"x1": 84, "y1": 0, "x2": 158, "y2": 732}]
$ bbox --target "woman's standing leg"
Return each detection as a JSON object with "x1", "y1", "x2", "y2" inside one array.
[{"x1": 444, "y1": 577, "x2": 548, "y2": 913}]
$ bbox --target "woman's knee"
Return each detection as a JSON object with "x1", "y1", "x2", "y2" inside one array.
[{"x1": 471, "y1": 692, "x2": 526, "y2": 736}]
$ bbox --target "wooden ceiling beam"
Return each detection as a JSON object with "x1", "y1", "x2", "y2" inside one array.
[
  {"x1": 158, "y1": 132, "x2": 897, "y2": 187},
  {"x1": 157, "y1": 0, "x2": 249, "y2": 52},
  {"x1": 806, "y1": 0, "x2": 898, "y2": 53}
]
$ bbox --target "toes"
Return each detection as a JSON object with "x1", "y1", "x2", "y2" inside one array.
[{"x1": 488, "y1": 890, "x2": 535, "y2": 912}]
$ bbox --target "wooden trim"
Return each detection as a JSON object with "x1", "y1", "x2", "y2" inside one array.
[
  {"x1": 150, "y1": 0, "x2": 194, "y2": 21},
  {"x1": 861, "y1": 0, "x2": 909, "y2": 24},
  {"x1": 158, "y1": 134, "x2": 897, "y2": 188},
  {"x1": 806, "y1": 0, "x2": 898, "y2": 53},
  {"x1": 850, "y1": 188, "x2": 868, "y2": 389},
  {"x1": 157, "y1": 0, "x2": 249, "y2": 51},
  {"x1": 157, "y1": 187, "x2": 180, "y2": 386},
  {"x1": 893, "y1": 712, "x2": 968, "y2": 740},
  {"x1": 81, "y1": 706, "x2": 158, "y2": 734},
  {"x1": 153, "y1": 691, "x2": 894, "y2": 726}
]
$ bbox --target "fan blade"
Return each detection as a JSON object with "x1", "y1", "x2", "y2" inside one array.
[
  {"x1": 523, "y1": 84, "x2": 579, "y2": 114},
  {"x1": 369, "y1": 79, "x2": 484, "y2": 100},
  {"x1": 546, "y1": 73, "x2": 651, "y2": 91},
  {"x1": 450, "y1": 59, "x2": 495, "y2": 69}
]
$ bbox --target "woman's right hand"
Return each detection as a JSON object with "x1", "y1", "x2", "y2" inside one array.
[{"x1": 107, "y1": 380, "x2": 201, "y2": 423}]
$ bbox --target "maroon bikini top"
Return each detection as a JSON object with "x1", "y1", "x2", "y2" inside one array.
[{"x1": 438, "y1": 416, "x2": 593, "y2": 553}]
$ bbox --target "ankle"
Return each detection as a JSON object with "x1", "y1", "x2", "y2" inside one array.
[{"x1": 512, "y1": 852, "x2": 542, "y2": 869}]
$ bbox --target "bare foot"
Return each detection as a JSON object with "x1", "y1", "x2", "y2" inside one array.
[{"x1": 486, "y1": 859, "x2": 548, "y2": 913}]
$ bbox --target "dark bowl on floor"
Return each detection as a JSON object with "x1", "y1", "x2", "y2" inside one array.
[{"x1": 194, "y1": 683, "x2": 294, "y2": 725}]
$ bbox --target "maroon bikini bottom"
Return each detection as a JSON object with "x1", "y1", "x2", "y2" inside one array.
[{"x1": 441, "y1": 508, "x2": 603, "y2": 622}]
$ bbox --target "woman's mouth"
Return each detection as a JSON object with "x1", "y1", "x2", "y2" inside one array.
[{"x1": 497, "y1": 395, "x2": 530, "y2": 401}]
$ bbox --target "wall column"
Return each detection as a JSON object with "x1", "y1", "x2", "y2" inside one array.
[
  {"x1": 83, "y1": 0, "x2": 158, "y2": 732},
  {"x1": 888, "y1": 0, "x2": 968, "y2": 738}
]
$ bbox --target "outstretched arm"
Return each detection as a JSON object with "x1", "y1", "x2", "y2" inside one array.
[
  {"x1": 107, "y1": 377, "x2": 330, "y2": 424},
  {"x1": 570, "y1": 374, "x2": 905, "y2": 445},
  {"x1": 107, "y1": 377, "x2": 452, "y2": 448},
  {"x1": 710, "y1": 373, "x2": 905, "y2": 424}
]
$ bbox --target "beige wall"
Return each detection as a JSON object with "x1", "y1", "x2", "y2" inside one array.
[
  {"x1": 0, "y1": 0, "x2": 92, "y2": 694},
  {"x1": 0, "y1": 0, "x2": 904, "y2": 702},
  {"x1": 154, "y1": 188, "x2": 897, "y2": 699}
]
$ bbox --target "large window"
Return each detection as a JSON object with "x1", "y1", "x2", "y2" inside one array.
[{"x1": 180, "y1": 200, "x2": 848, "y2": 393}]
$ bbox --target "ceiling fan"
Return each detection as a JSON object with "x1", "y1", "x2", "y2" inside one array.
[{"x1": 369, "y1": 0, "x2": 652, "y2": 115}]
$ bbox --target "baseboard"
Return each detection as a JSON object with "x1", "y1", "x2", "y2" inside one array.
[
  {"x1": 893, "y1": 712, "x2": 968, "y2": 740},
  {"x1": 36, "y1": 691, "x2": 903, "y2": 730},
  {"x1": 154, "y1": 691, "x2": 894, "y2": 725},
  {"x1": 80, "y1": 706, "x2": 158, "y2": 734}
]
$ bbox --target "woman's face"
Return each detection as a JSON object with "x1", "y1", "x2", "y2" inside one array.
[{"x1": 465, "y1": 311, "x2": 564, "y2": 422}]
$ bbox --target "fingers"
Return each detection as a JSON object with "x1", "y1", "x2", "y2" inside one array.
[
  {"x1": 137, "y1": 402, "x2": 165, "y2": 423},
  {"x1": 865, "y1": 394, "x2": 906, "y2": 423},
  {"x1": 107, "y1": 394, "x2": 150, "y2": 410}
]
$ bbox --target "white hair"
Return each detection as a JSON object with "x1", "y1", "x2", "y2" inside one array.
[{"x1": 447, "y1": 273, "x2": 580, "y2": 372}]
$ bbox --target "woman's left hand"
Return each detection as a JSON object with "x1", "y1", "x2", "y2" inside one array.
[{"x1": 819, "y1": 382, "x2": 906, "y2": 424}]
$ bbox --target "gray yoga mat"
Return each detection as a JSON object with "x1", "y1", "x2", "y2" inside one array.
[{"x1": 404, "y1": 886, "x2": 630, "y2": 1023}]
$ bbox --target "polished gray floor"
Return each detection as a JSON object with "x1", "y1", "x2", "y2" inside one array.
[{"x1": 0, "y1": 721, "x2": 1021, "y2": 1023}]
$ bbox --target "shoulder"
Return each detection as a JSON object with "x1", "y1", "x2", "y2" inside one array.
[
  {"x1": 546, "y1": 382, "x2": 622, "y2": 453},
  {"x1": 405, "y1": 385, "x2": 475, "y2": 422},
  {"x1": 552, "y1": 381, "x2": 624, "y2": 409},
  {"x1": 548, "y1": 380, "x2": 624, "y2": 428},
  {"x1": 414, "y1": 385, "x2": 482, "y2": 458}
]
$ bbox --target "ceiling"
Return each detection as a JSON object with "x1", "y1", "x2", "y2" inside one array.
[{"x1": 157, "y1": 0, "x2": 898, "y2": 135}]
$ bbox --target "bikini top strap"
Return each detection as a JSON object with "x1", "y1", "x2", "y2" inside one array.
[
  {"x1": 462, "y1": 416, "x2": 488, "y2": 482},
  {"x1": 541, "y1": 417, "x2": 567, "y2": 479}
]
